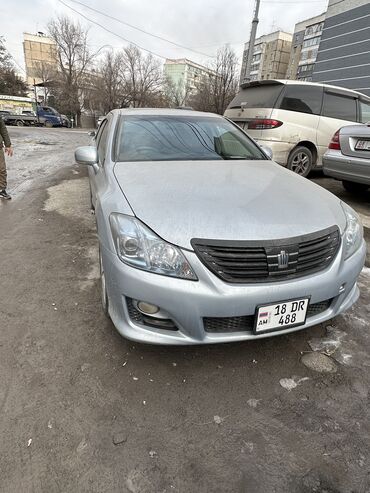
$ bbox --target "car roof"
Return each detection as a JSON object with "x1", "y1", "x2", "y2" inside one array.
[
  {"x1": 241, "y1": 79, "x2": 370, "y2": 100},
  {"x1": 111, "y1": 108, "x2": 221, "y2": 118}
]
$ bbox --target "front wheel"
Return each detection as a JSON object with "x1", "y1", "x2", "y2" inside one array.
[
  {"x1": 44, "y1": 121, "x2": 53, "y2": 128},
  {"x1": 287, "y1": 146, "x2": 314, "y2": 177},
  {"x1": 342, "y1": 181, "x2": 369, "y2": 194},
  {"x1": 16, "y1": 120, "x2": 24, "y2": 127}
]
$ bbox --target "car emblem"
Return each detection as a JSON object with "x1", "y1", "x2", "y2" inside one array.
[{"x1": 277, "y1": 250, "x2": 289, "y2": 269}]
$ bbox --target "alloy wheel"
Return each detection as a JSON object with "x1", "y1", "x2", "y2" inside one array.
[{"x1": 291, "y1": 152, "x2": 310, "y2": 175}]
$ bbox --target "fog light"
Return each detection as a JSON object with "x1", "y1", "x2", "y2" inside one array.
[
  {"x1": 339, "y1": 283, "x2": 346, "y2": 294},
  {"x1": 137, "y1": 301, "x2": 159, "y2": 315}
]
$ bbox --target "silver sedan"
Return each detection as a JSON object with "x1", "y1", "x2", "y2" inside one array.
[
  {"x1": 323, "y1": 123, "x2": 370, "y2": 193},
  {"x1": 75, "y1": 108, "x2": 365, "y2": 345}
]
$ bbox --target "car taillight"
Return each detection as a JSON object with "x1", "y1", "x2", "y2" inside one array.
[
  {"x1": 329, "y1": 130, "x2": 341, "y2": 150},
  {"x1": 247, "y1": 119, "x2": 283, "y2": 130}
]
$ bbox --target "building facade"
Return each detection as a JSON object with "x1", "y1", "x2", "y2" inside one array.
[
  {"x1": 239, "y1": 31, "x2": 292, "y2": 84},
  {"x1": 164, "y1": 58, "x2": 215, "y2": 104},
  {"x1": 23, "y1": 32, "x2": 58, "y2": 86},
  {"x1": 312, "y1": 0, "x2": 370, "y2": 97},
  {"x1": 286, "y1": 14, "x2": 326, "y2": 81}
]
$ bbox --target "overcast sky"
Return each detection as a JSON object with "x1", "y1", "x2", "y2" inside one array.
[{"x1": 1, "y1": 0, "x2": 328, "y2": 74}]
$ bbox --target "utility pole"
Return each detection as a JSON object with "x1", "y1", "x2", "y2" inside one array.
[
  {"x1": 243, "y1": 0, "x2": 260, "y2": 84},
  {"x1": 33, "y1": 78, "x2": 40, "y2": 125}
]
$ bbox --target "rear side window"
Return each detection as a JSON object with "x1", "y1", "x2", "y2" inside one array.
[
  {"x1": 227, "y1": 84, "x2": 284, "y2": 109},
  {"x1": 279, "y1": 85, "x2": 323, "y2": 115},
  {"x1": 322, "y1": 92, "x2": 357, "y2": 122},
  {"x1": 359, "y1": 100, "x2": 370, "y2": 123}
]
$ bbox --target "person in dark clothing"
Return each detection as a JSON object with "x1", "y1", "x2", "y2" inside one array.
[{"x1": 0, "y1": 116, "x2": 13, "y2": 200}]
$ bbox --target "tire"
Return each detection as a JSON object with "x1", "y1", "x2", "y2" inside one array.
[
  {"x1": 99, "y1": 248, "x2": 110, "y2": 317},
  {"x1": 287, "y1": 146, "x2": 314, "y2": 177},
  {"x1": 45, "y1": 121, "x2": 53, "y2": 128},
  {"x1": 342, "y1": 180, "x2": 369, "y2": 194},
  {"x1": 16, "y1": 120, "x2": 24, "y2": 127}
]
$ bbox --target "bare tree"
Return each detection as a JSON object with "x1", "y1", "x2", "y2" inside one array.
[
  {"x1": 97, "y1": 51, "x2": 124, "y2": 112},
  {"x1": 33, "y1": 61, "x2": 57, "y2": 102},
  {"x1": 120, "y1": 45, "x2": 163, "y2": 108},
  {"x1": 0, "y1": 37, "x2": 28, "y2": 96},
  {"x1": 163, "y1": 76, "x2": 192, "y2": 107},
  {"x1": 190, "y1": 45, "x2": 238, "y2": 114},
  {"x1": 48, "y1": 16, "x2": 96, "y2": 122}
]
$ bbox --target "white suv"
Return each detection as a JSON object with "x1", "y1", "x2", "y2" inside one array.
[{"x1": 224, "y1": 80, "x2": 370, "y2": 176}]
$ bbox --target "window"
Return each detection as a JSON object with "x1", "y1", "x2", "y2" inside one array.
[
  {"x1": 228, "y1": 84, "x2": 284, "y2": 109},
  {"x1": 322, "y1": 92, "x2": 357, "y2": 122},
  {"x1": 279, "y1": 85, "x2": 323, "y2": 115},
  {"x1": 359, "y1": 100, "x2": 370, "y2": 123},
  {"x1": 300, "y1": 48, "x2": 318, "y2": 61},
  {"x1": 302, "y1": 36, "x2": 321, "y2": 48},
  {"x1": 97, "y1": 119, "x2": 109, "y2": 164},
  {"x1": 115, "y1": 115, "x2": 265, "y2": 162},
  {"x1": 298, "y1": 64, "x2": 314, "y2": 73}
]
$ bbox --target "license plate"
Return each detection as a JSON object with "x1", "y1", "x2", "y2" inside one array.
[
  {"x1": 254, "y1": 298, "x2": 309, "y2": 334},
  {"x1": 355, "y1": 139, "x2": 370, "y2": 151}
]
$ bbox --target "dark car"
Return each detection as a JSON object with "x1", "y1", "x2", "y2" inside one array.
[{"x1": 61, "y1": 114, "x2": 71, "y2": 128}]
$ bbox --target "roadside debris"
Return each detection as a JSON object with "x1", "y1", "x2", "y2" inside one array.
[
  {"x1": 279, "y1": 377, "x2": 309, "y2": 391},
  {"x1": 301, "y1": 352, "x2": 337, "y2": 373},
  {"x1": 149, "y1": 450, "x2": 157, "y2": 458},
  {"x1": 247, "y1": 398, "x2": 260, "y2": 408},
  {"x1": 112, "y1": 432, "x2": 127, "y2": 445},
  {"x1": 27, "y1": 438, "x2": 32, "y2": 447}
]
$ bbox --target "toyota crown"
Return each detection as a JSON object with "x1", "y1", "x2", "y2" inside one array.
[{"x1": 75, "y1": 109, "x2": 366, "y2": 345}]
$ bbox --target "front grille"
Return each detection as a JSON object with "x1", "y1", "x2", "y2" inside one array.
[
  {"x1": 192, "y1": 226, "x2": 340, "y2": 283},
  {"x1": 126, "y1": 298, "x2": 178, "y2": 331},
  {"x1": 204, "y1": 299, "x2": 333, "y2": 333}
]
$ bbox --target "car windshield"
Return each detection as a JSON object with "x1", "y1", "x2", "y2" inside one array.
[{"x1": 115, "y1": 115, "x2": 266, "y2": 162}]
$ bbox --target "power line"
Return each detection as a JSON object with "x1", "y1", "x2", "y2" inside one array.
[
  {"x1": 57, "y1": 0, "x2": 180, "y2": 60},
  {"x1": 65, "y1": 0, "x2": 214, "y2": 58}
]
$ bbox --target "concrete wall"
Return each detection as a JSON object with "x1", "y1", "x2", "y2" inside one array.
[{"x1": 312, "y1": 1, "x2": 370, "y2": 96}]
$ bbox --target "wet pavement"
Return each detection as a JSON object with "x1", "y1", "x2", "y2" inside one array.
[{"x1": 0, "y1": 127, "x2": 369, "y2": 493}]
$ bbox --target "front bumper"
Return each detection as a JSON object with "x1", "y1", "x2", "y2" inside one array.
[
  {"x1": 102, "y1": 239, "x2": 366, "y2": 345},
  {"x1": 323, "y1": 150, "x2": 370, "y2": 185}
]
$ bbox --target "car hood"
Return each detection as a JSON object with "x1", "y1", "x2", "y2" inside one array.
[{"x1": 114, "y1": 160, "x2": 346, "y2": 250}]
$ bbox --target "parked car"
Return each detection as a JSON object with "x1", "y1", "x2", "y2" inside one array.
[
  {"x1": 323, "y1": 123, "x2": 370, "y2": 193},
  {"x1": 36, "y1": 105, "x2": 63, "y2": 127},
  {"x1": 224, "y1": 80, "x2": 370, "y2": 177},
  {"x1": 61, "y1": 114, "x2": 71, "y2": 128},
  {"x1": 75, "y1": 108, "x2": 365, "y2": 345}
]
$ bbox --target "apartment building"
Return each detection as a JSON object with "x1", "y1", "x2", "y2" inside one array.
[
  {"x1": 164, "y1": 58, "x2": 216, "y2": 104},
  {"x1": 23, "y1": 32, "x2": 58, "y2": 85},
  {"x1": 312, "y1": 0, "x2": 370, "y2": 97},
  {"x1": 240, "y1": 31, "x2": 292, "y2": 84},
  {"x1": 286, "y1": 13, "x2": 326, "y2": 81}
]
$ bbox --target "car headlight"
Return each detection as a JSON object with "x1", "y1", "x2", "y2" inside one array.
[
  {"x1": 341, "y1": 202, "x2": 363, "y2": 259},
  {"x1": 109, "y1": 213, "x2": 197, "y2": 280}
]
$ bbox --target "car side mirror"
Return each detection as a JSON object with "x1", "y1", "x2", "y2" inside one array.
[
  {"x1": 261, "y1": 145, "x2": 273, "y2": 159},
  {"x1": 75, "y1": 146, "x2": 99, "y2": 169}
]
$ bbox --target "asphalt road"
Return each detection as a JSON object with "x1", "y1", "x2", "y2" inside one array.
[{"x1": 1, "y1": 127, "x2": 369, "y2": 493}]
